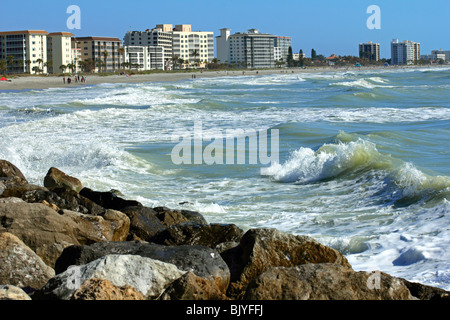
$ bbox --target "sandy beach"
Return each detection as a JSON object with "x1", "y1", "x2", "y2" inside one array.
[{"x1": 1, "y1": 65, "x2": 444, "y2": 91}]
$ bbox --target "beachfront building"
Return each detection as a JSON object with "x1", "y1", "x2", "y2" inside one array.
[
  {"x1": 73, "y1": 37, "x2": 123, "y2": 72},
  {"x1": 359, "y1": 41, "x2": 380, "y2": 61},
  {"x1": 431, "y1": 49, "x2": 450, "y2": 62},
  {"x1": 216, "y1": 28, "x2": 277, "y2": 69},
  {"x1": 47, "y1": 32, "x2": 74, "y2": 74},
  {"x1": 391, "y1": 39, "x2": 420, "y2": 65},
  {"x1": 171, "y1": 24, "x2": 214, "y2": 68},
  {"x1": 0, "y1": 30, "x2": 49, "y2": 74},
  {"x1": 123, "y1": 26, "x2": 173, "y2": 67},
  {"x1": 123, "y1": 45, "x2": 164, "y2": 71},
  {"x1": 274, "y1": 36, "x2": 292, "y2": 63}
]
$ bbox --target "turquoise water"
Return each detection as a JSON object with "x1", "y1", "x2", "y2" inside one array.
[{"x1": 1, "y1": 67, "x2": 449, "y2": 290}]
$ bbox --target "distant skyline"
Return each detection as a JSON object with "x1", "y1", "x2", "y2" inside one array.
[{"x1": 1, "y1": 0, "x2": 449, "y2": 59}]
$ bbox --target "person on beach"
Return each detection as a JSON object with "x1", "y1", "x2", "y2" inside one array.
[{"x1": 63, "y1": 77, "x2": 65, "y2": 84}]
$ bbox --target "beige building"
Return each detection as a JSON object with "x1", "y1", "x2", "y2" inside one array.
[
  {"x1": 73, "y1": 37, "x2": 123, "y2": 72},
  {"x1": 47, "y1": 32, "x2": 74, "y2": 74},
  {"x1": 171, "y1": 24, "x2": 214, "y2": 68},
  {"x1": 0, "y1": 30, "x2": 48, "y2": 74},
  {"x1": 391, "y1": 39, "x2": 420, "y2": 65}
]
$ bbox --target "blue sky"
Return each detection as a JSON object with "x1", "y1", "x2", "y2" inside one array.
[{"x1": 1, "y1": 0, "x2": 449, "y2": 59}]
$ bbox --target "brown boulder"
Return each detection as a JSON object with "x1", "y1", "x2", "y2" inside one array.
[
  {"x1": 0, "y1": 159, "x2": 28, "y2": 187},
  {"x1": 159, "y1": 271, "x2": 228, "y2": 300},
  {"x1": 244, "y1": 263, "x2": 415, "y2": 300},
  {"x1": 44, "y1": 167, "x2": 83, "y2": 193},
  {"x1": 71, "y1": 278, "x2": 145, "y2": 300},
  {"x1": 221, "y1": 228, "x2": 351, "y2": 288},
  {"x1": 120, "y1": 206, "x2": 165, "y2": 241},
  {"x1": 0, "y1": 202, "x2": 129, "y2": 268}
]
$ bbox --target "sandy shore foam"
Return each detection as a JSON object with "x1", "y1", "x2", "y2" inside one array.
[{"x1": 0, "y1": 65, "x2": 445, "y2": 91}]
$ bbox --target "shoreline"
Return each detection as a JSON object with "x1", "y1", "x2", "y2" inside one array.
[{"x1": 1, "y1": 65, "x2": 447, "y2": 91}]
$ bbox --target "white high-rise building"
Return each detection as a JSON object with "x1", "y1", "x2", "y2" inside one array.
[
  {"x1": 216, "y1": 28, "x2": 277, "y2": 69},
  {"x1": 0, "y1": 30, "x2": 49, "y2": 74},
  {"x1": 391, "y1": 39, "x2": 420, "y2": 65}
]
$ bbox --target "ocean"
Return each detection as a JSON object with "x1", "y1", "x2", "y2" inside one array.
[{"x1": 0, "y1": 67, "x2": 449, "y2": 290}]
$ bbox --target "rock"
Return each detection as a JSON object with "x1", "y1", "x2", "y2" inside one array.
[
  {"x1": 0, "y1": 232, "x2": 55, "y2": 289},
  {"x1": 33, "y1": 254, "x2": 186, "y2": 300},
  {"x1": 400, "y1": 279, "x2": 450, "y2": 300},
  {"x1": 149, "y1": 223, "x2": 244, "y2": 247},
  {"x1": 0, "y1": 202, "x2": 129, "y2": 268},
  {"x1": 221, "y1": 228, "x2": 351, "y2": 289},
  {"x1": 54, "y1": 241, "x2": 230, "y2": 292},
  {"x1": 0, "y1": 159, "x2": 28, "y2": 186},
  {"x1": 60, "y1": 209, "x2": 130, "y2": 242},
  {"x1": 79, "y1": 187, "x2": 142, "y2": 211},
  {"x1": 0, "y1": 197, "x2": 25, "y2": 204},
  {"x1": 160, "y1": 271, "x2": 228, "y2": 300},
  {"x1": 244, "y1": 263, "x2": 415, "y2": 300},
  {"x1": 153, "y1": 207, "x2": 208, "y2": 225},
  {"x1": 120, "y1": 206, "x2": 166, "y2": 241},
  {"x1": 72, "y1": 278, "x2": 145, "y2": 300},
  {"x1": 43, "y1": 167, "x2": 82, "y2": 193},
  {"x1": 1, "y1": 183, "x2": 48, "y2": 199},
  {"x1": 52, "y1": 188, "x2": 106, "y2": 215},
  {"x1": 152, "y1": 207, "x2": 189, "y2": 226},
  {"x1": 21, "y1": 188, "x2": 105, "y2": 215},
  {"x1": 0, "y1": 285, "x2": 32, "y2": 300}
]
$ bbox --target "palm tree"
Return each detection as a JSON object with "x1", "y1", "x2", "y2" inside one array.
[
  {"x1": 118, "y1": 47, "x2": 125, "y2": 69},
  {"x1": 6, "y1": 55, "x2": 14, "y2": 74},
  {"x1": 190, "y1": 50, "x2": 199, "y2": 68},
  {"x1": 59, "y1": 64, "x2": 67, "y2": 73},
  {"x1": 25, "y1": 60, "x2": 32, "y2": 73},
  {"x1": 0, "y1": 60, "x2": 7, "y2": 74},
  {"x1": 36, "y1": 58, "x2": 44, "y2": 73},
  {"x1": 102, "y1": 50, "x2": 109, "y2": 72}
]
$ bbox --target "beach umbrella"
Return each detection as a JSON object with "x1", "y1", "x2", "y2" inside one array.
[{"x1": 0, "y1": 77, "x2": 7, "y2": 81}]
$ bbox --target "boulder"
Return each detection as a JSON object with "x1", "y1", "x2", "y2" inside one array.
[
  {"x1": 43, "y1": 167, "x2": 83, "y2": 193},
  {"x1": 60, "y1": 209, "x2": 130, "y2": 242},
  {"x1": 0, "y1": 197, "x2": 25, "y2": 204},
  {"x1": 0, "y1": 159, "x2": 28, "y2": 187},
  {"x1": 79, "y1": 187, "x2": 142, "y2": 211},
  {"x1": 1, "y1": 184, "x2": 48, "y2": 199},
  {"x1": 0, "y1": 232, "x2": 55, "y2": 289},
  {"x1": 244, "y1": 263, "x2": 415, "y2": 300},
  {"x1": 72, "y1": 278, "x2": 145, "y2": 300},
  {"x1": 221, "y1": 228, "x2": 351, "y2": 288},
  {"x1": 33, "y1": 254, "x2": 186, "y2": 300},
  {"x1": 54, "y1": 241, "x2": 230, "y2": 292},
  {"x1": 149, "y1": 223, "x2": 244, "y2": 247},
  {"x1": 0, "y1": 202, "x2": 129, "y2": 268},
  {"x1": 0, "y1": 285, "x2": 32, "y2": 300},
  {"x1": 153, "y1": 207, "x2": 208, "y2": 225},
  {"x1": 400, "y1": 279, "x2": 450, "y2": 300},
  {"x1": 120, "y1": 206, "x2": 166, "y2": 241},
  {"x1": 159, "y1": 271, "x2": 228, "y2": 300}
]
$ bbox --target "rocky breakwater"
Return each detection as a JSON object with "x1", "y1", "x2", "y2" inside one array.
[{"x1": 0, "y1": 159, "x2": 449, "y2": 301}]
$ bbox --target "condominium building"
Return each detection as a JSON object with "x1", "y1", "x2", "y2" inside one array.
[
  {"x1": 123, "y1": 26, "x2": 173, "y2": 63},
  {"x1": 216, "y1": 28, "x2": 277, "y2": 69},
  {"x1": 171, "y1": 24, "x2": 214, "y2": 67},
  {"x1": 123, "y1": 45, "x2": 164, "y2": 71},
  {"x1": 359, "y1": 41, "x2": 380, "y2": 61},
  {"x1": 431, "y1": 49, "x2": 450, "y2": 61},
  {"x1": 47, "y1": 32, "x2": 74, "y2": 74},
  {"x1": 274, "y1": 36, "x2": 292, "y2": 62},
  {"x1": 0, "y1": 30, "x2": 48, "y2": 74},
  {"x1": 73, "y1": 37, "x2": 123, "y2": 72},
  {"x1": 391, "y1": 39, "x2": 420, "y2": 65}
]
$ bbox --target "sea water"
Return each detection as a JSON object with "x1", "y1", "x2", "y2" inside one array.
[{"x1": 1, "y1": 67, "x2": 449, "y2": 290}]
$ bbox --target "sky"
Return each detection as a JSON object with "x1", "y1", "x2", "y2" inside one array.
[{"x1": 1, "y1": 0, "x2": 449, "y2": 59}]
